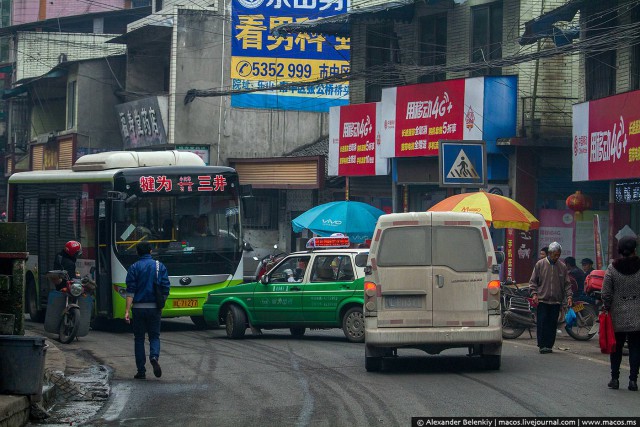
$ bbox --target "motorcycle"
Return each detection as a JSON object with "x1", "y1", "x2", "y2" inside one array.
[
  {"x1": 44, "y1": 271, "x2": 96, "y2": 344},
  {"x1": 500, "y1": 280, "x2": 598, "y2": 341},
  {"x1": 253, "y1": 244, "x2": 287, "y2": 281}
]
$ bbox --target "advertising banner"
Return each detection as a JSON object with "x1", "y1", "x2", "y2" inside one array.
[
  {"x1": 328, "y1": 103, "x2": 388, "y2": 176},
  {"x1": 231, "y1": 0, "x2": 350, "y2": 112},
  {"x1": 572, "y1": 89, "x2": 640, "y2": 181},
  {"x1": 379, "y1": 76, "x2": 517, "y2": 157},
  {"x1": 538, "y1": 209, "x2": 575, "y2": 257},
  {"x1": 575, "y1": 210, "x2": 609, "y2": 265},
  {"x1": 505, "y1": 228, "x2": 515, "y2": 281}
]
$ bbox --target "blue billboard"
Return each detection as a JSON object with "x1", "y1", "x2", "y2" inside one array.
[{"x1": 231, "y1": 0, "x2": 350, "y2": 112}]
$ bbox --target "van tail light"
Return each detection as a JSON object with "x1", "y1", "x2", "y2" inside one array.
[
  {"x1": 364, "y1": 281, "x2": 379, "y2": 314},
  {"x1": 486, "y1": 280, "x2": 501, "y2": 311}
]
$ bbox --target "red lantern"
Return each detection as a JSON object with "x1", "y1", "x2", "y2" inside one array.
[{"x1": 566, "y1": 191, "x2": 587, "y2": 213}]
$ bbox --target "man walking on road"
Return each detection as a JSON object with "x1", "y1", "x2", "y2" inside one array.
[
  {"x1": 124, "y1": 241, "x2": 170, "y2": 379},
  {"x1": 529, "y1": 242, "x2": 573, "y2": 354}
]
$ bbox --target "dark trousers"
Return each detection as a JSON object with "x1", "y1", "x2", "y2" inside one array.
[
  {"x1": 536, "y1": 302, "x2": 561, "y2": 349},
  {"x1": 132, "y1": 307, "x2": 162, "y2": 374},
  {"x1": 610, "y1": 331, "x2": 640, "y2": 382}
]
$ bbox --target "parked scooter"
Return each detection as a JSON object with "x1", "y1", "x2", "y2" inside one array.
[
  {"x1": 253, "y1": 244, "x2": 287, "y2": 281},
  {"x1": 500, "y1": 280, "x2": 598, "y2": 341},
  {"x1": 44, "y1": 271, "x2": 96, "y2": 344}
]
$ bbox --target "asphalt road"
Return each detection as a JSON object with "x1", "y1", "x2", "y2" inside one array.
[{"x1": 27, "y1": 318, "x2": 638, "y2": 426}]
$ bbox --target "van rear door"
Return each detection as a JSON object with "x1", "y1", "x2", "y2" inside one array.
[
  {"x1": 430, "y1": 214, "x2": 491, "y2": 327},
  {"x1": 372, "y1": 213, "x2": 433, "y2": 328}
]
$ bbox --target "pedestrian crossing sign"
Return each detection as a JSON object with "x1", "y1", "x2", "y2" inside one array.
[{"x1": 438, "y1": 140, "x2": 487, "y2": 187}]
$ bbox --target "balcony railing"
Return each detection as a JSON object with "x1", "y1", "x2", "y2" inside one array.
[{"x1": 520, "y1": 96, "x2": 577, "y2": 140}]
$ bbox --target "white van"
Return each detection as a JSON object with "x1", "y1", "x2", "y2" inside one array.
[{"x1": 363, "y1": 211, "x2": 503, "y2": 371}]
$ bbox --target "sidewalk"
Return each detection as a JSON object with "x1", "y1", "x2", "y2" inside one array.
[{"x1": 0, "y1": 331, "x2": 109, "y2": 427}]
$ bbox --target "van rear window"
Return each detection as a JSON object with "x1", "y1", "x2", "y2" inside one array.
[
  {"x1": 433, "y1": 227, "x2": 487, "y2": 272},
  {"x1": 377, "y1": 226, "x2": 432, "y2": 266},
  {"x1": 377, "y1": 226, "x2": 487, "y2": 271}
]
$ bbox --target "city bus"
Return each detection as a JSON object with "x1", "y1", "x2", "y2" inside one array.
[{"x1": 7, "y1": 150, "x2": 251, "y2": 328}]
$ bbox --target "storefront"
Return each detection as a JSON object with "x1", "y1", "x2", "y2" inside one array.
[{"x1": 572, "y1": 88, "x2": 640, "y2": 265}]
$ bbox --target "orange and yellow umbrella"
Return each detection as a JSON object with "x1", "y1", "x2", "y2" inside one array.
[{"x1": 427, "y1": 192, "x2": 539, "y2": 231}]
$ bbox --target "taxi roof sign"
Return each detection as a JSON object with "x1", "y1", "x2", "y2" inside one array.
[{"x1": 306, "y1": 236, "x2": 351, "y2": 249}]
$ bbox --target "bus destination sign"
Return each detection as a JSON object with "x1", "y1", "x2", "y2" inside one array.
[{"x1": 138, "y1": 175, "x2": 228, "y2": 193}]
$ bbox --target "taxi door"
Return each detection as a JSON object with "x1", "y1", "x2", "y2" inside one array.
[
  {"x1": 252, "y1": 255, "x2": 308, "y2": 323},
  {"x1": 302, "y1": 254, "x2": 356, "y2": 324}
]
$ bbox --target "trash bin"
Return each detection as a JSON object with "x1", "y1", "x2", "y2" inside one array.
[{"x1": 0, "y1": 335, "x2": 48, "y2": 401}]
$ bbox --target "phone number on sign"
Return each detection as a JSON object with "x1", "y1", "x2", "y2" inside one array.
[{"x1": 244, "y1": 61, "x2": 312, "y2": 79}]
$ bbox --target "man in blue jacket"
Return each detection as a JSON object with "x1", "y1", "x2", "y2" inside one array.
[{"x1": 124, "y1": 241, "x2": 170, "y2": 379}]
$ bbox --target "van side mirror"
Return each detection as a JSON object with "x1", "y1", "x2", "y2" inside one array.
[
  {"x1": 112, "y1": 200, "x2": 126, "y2": 222},
  {"x1": 495, "y1": 251, "x2": 505, "y2": 265},
  {"x1": 260, "y1": 275, "x2": 269, "y2": 285},
  {"x1": 355, "y1": 252, "x2": 369, "y2": 268},
  {"x1": 243, "y1": 241, "x2": 253, "y2": 252}
]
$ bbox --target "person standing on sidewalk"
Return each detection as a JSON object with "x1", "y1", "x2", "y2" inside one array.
[
  {"x1": 124, "y1": 241, "x2": 170, "y2": 379},
  {"x1": 529, "y1": 241, "x2": 573, "y2": 354},
  {"x1": 601, "y1": 236, "x2": 640, "y2": 391}
]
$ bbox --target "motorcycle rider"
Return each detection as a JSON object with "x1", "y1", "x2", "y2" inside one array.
[{"x1": 53, "y1": 241, "x2": 82, "y2": 290}]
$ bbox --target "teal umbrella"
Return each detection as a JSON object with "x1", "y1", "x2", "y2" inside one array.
[{"x1": 292, "y1": 201, "x2": 385, "y2": 244}]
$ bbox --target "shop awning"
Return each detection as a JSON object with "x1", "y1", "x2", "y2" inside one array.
[
  {"x1": 519, "y1": 0, "x2": 583, "y2": 46},
  {"x1": 2, "y1": 69, "x2": 66, "y2": 100},
  {"x1": 271, "y1": 0, "x2": 416, "y2": 37}
]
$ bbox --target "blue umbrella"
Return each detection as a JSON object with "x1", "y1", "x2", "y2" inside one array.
[{"x1": 292, "y1": 201, "x2": 385, "y2": 244}]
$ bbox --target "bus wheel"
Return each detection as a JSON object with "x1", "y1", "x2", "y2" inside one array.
[
  {"x1": 225, "y1": 305, "x2": 247, "y2": 339},
  {"x1": 26, "y1": 278, "x2": 45, "y2": 323},
  {"x1": 191, "y1": 316, "x2": 215, "y2": 330}
]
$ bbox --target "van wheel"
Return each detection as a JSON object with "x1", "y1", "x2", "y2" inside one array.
[
  {"x1": 342, "y1": 307, "x2": 365, "y2": 343},
  {"x1": 225, "y1": 305, "x2": 247, "y2": 339},
  {"x1": 26, "y1": 278, "x2": 45, "y2": 323},
  {"x1": 290, "y1": 327, "x2": 306, "y2": 337},
  {"x1": 365, "y1": 356, "x2": 382, "y2": 372},
  {"x1": 482, "y1": 355, "x2": 501, "y2": 370}
]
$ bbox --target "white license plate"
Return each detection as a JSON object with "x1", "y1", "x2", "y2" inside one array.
[{"x1": 384, "y1": 296, "x2": 423, "y2": 309}]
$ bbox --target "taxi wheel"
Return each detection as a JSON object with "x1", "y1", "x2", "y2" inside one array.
[
  {"x1": 342, "y1": 307, "x2": 365, "y2": 343},
  {"x1": 290, "y1": 327, "x2": 306, "y2": 337},
  {"x1": 225, "y1": 305, "x2": 247, "y2": 339}
]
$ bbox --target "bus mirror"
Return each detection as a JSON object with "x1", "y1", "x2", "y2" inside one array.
[
  {"x1": 242, "y1": 197, "x2": 256, "y2": 219},
  {"x1": 355, "y1": 252, "x2": 369, "y2": 268},
  {"x1": 243, "y1": 241, "x2": 253, "y2": 252},
  {"x1": 112, "y1": 200, "x2": 126, "y2": 222}
]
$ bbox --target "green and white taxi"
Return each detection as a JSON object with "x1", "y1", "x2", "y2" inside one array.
[{"x1": 202, "y1": 236, "x2": 369, "y2": 342}]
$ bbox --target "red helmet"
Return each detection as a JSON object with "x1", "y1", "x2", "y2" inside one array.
[{"x1": 64, "y1": 241, "x2": 82, "y2": 257}]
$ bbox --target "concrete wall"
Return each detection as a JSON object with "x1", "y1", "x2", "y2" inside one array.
[
  {"x1": 11, "y1": 0, "x2": 128, "y2": 25},
  {"x1": 76, "y1": 58, "x2": 127, "y2": 151},
  {"x1": 172, "y1": 9, "x2": 329, "y2": 165},
  {"x1": 16, "y1": 32, "x2": 125, "y2": 81}
]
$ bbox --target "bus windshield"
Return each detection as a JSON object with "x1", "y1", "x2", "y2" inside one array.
[{"x1": 114, "y1": 193, "x2": 241, "y2": 276}]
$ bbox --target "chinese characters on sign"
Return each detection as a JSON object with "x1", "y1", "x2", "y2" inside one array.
[
  {"x1": 138, "y1": 175, "x2": 228, "y2": 193},
  {"x1": 505, "y1": 228, "x2": 515, "y2": 281},
  {"x1": 615, "y1": 180, "x2": 640, "y2": 203},
  {"x1": 115, "y1": 97, "x2": 167, "y2": 148},
  {"x1": 380, "y1": 78, "x2": 485, "y2": 158},
  {"x1": 328, "y1": 103, "x2": 388, "y2": 176},
  {"x1": 573, "y1": 89, "x2": 640, "y2": 181},
  {"x1": 231, "y1": 0, "x2": 350, "y2": 111}
]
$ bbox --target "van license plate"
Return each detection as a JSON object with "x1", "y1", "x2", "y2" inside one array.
[
  {"x1": 385, "y1": 296, "x2": 422, "y2": 309},
  {"x1": 173, "y1": 299, "x2": 198, "y2": 308}
]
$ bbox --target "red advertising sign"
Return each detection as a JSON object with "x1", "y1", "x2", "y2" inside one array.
[
  {"x1": 328, "y1": 103, "x2": 388, "y2": 176},
  {"x1": 573, "y1": 89, "x2": 640, "y2": 181}
]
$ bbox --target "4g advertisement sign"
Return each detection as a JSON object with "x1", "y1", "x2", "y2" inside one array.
[
  {"x1": 231, "y1": 0, "x2": 350, "y2": 112},
  {"x1": 379, "y1": 76, "x2": 517, "y2": 157},
  {"x1": 572, "y1": 89, "x2": 640, "y2": 181},
  {"x1": 328, "y1": 103, "x2": 388, "y2": 176}
]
